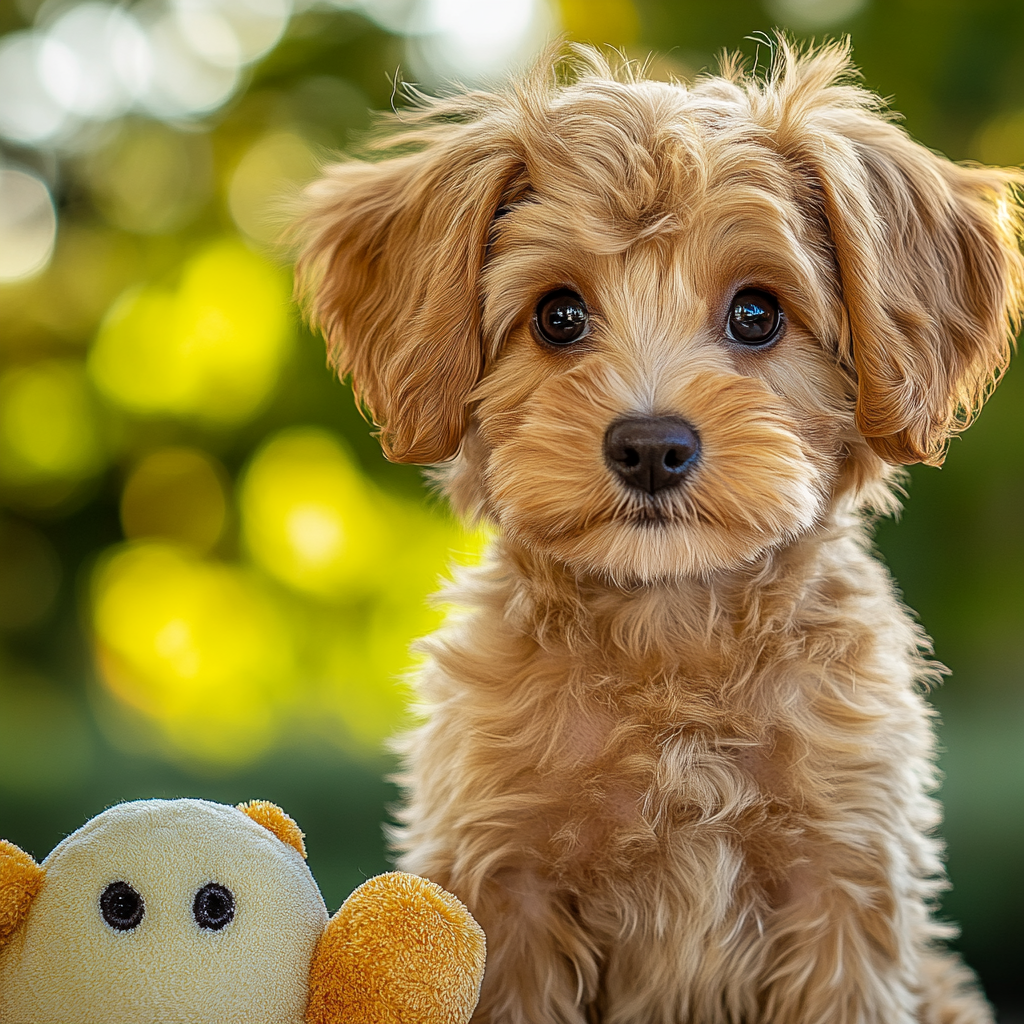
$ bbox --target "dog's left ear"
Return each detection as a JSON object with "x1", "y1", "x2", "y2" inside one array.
[
  {"x1": 773, "y1": 46, "x2": 1024, "y2": 466},
  {"x1": 294, "y1": 118, "x2": 523, "y2": 464}
]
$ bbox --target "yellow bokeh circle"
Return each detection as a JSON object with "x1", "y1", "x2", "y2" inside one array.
[
  {"x1": 92, "y1": 541, "x2": 292, "y2": 763},
  {"x1": 88, "y1": 238, "x2": 293, "y2": 425},
  {"x1": 0, "y1": 359, "x2": 104, "y2": 485},
  {"x1": 239, "y1": 427, "x2": 387, "y2": 599}
]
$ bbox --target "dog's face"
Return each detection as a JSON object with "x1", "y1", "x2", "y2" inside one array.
[
  {"x1": 469, "y1": 121, "x2": 848, "y2": 581},
  {"x1": 296, "y1": 44, "x2": 1024, "y2": 584}
]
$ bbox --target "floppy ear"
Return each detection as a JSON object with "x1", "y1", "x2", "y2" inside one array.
[
  {"x1": 771, "y1": 45, "x2": 1024, "y2": 465},
  {"x1": 294, "y1": 116, "x2": 524, "y2": 464},
  {"x1": 0, "y1": 839, "x2": 45, "y2": 948}
]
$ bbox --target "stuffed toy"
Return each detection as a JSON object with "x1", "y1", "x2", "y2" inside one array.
[{"x1": 0, "y1": 798, "x2": 485, "y2": 1023}]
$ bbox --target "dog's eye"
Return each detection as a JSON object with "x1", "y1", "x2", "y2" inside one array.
[
  {"x1": 535, "y1": 290, "x2": 589, "y2": 346},
  {"x1": 727, "y1": 289, "x2": 782, "y2": 346}
]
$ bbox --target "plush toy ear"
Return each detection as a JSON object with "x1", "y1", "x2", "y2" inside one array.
[
  {"x1": 0, "y1": 839, "x2": 45, "y2": 948},
  {"x1": 770, "y1": 43, "x2": 1024, "y2": 465},
  {"x1": 237, "y1": 800, "x2": 307, "y2": 859},
  {"x1": 305, "y1": 871, "x2": 485, "y2": 1024},
  {"x1": 294, "y1": 115, "x2": 524, "y2": 464}
]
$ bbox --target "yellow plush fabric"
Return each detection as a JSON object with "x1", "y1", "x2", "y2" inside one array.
[
  {"x1": 0, "y1": 842, "x2": 45, "y2": 948},
  {"x1": 0, "y1": 799, "x2": 328, "y2": 1024},
  {"x1": 306, "y1": 871, "x2": 486, "y2": 1024},
  {"x1": 237, "y1": 800, "x2": 307, "y2": 859}
]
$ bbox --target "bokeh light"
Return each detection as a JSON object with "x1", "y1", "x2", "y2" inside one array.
[
  {"x1": 134, "y1": 6, "x2": 241, "y2": 119},
  {"x1": 558, "y1": 0, "x2": 637, "y2": 47},
  {"x1": 92, "y1": 541, "x2": 293, "y2": 763},
  {"x1": 0, "y1": 169, "x2": 57, "y2": 283},
  {"x1": 121, "y1": 446, "x2": 230, "y2": 554},
  {"x1": 971, "y1": 109, "x2": 1024, "y2": 167},
  {"x1": 0, "y1": 31, "x2": 70, "y2": 145},
  {"x1": 240, "y1": 427, "x2": 387, "y2": 598},
  {"x1": 228, "y1": 131, "x2": 317, "y2": 245},
  {"x1": 85, "y1": 121, "x2": 213, "y2": 234},
  {"x1": 38, "y1": 3, "x2": 148, "y2": 121},
  {"x1": 89, "y1": 237, "x2": 293, "y2": 424},
  {"x1": 0, "y1": 360, "x2": 105, "y2": 487},
  {"x1": 0, "y1": 0, "x2": 298, "y2": 150},
  {"x1": 1, "y1": 224, "x2": 144, "y2": 347},
  {"x1": 313, "y1": 622, "x2": 412, "y2": 751},
  {"x1": 405, "y1": 0, "x2": 556, "y2": 85},
  {"x1": 173, "y1": 0, "x2": 293, "y2": 66}
]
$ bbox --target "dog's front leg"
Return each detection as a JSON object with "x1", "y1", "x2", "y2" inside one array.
[
  {"x1": 466, "y1": 869, "x2": 603, "y2": 1024},
  {"x1": 758, "y1": 866, "x2": 992, "y2": 1024}
]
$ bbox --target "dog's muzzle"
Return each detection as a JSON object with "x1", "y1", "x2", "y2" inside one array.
[{"x1": 604, "y1": 416, "x2": 701, "y2": 496}]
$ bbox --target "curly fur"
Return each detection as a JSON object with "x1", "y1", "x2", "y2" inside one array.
[{"x1": 295, "y1": 39, "x2": 1024, "y2": 1024}]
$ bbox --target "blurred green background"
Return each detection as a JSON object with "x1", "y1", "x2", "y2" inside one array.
[{"x1": 0, "y1": 0, "x2": 1021, "y2": 1014}]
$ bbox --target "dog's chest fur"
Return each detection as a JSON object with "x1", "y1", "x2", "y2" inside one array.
[
  {"x1": 399, "y1": 518, "x2": 938, "y2": 921},
  {"x1": 525, "y1": 674, "x2": 801, "y2": 903}
]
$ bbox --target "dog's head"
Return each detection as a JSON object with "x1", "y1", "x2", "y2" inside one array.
[{"x1": 295, "y1": 42, "x2": 1024, "y2": 584}]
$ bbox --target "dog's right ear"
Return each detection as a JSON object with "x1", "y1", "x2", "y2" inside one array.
[{"x1": 294, "y1": 120, "x2": 523, "y2": 464}]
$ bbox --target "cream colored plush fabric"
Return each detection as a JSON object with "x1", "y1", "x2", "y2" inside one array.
[{"x1": 0, "y1": 798, "x2": 328, "y2": 1023}]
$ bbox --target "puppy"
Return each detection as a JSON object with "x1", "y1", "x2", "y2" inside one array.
[{"x1": 295, "y1": 41, "x2": 1024, "y2": 1024}]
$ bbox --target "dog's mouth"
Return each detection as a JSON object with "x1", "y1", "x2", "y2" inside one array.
[
  {"x1": 620, "y1": 493, "x2": 690, "y2": 529},
  {"x1": 616, "y1": 484, "x2": 731, "y2": 533}
]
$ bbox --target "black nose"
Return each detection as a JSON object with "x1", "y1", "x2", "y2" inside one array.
[{"x1": 604, "y1": 416, "x2": 700, "y2": 495}]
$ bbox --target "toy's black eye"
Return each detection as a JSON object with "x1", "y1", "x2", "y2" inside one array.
[
  {"x1": 193, "y1": 882, "x2": 235, "y2": 931},
  {"x1": 535, "y1": 289, "x2": 589, "y2": 346},
  {"x1": 100, "y1": 881, "x2": 145, "y2": 931},
  {"x1": 727, "y1": 288, "x2": 783, "y2": 346}
]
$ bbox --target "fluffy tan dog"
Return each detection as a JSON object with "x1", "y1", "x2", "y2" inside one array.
[{"x1": 295, "y1": 40, "x2": 1024, "y2": 1024}]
